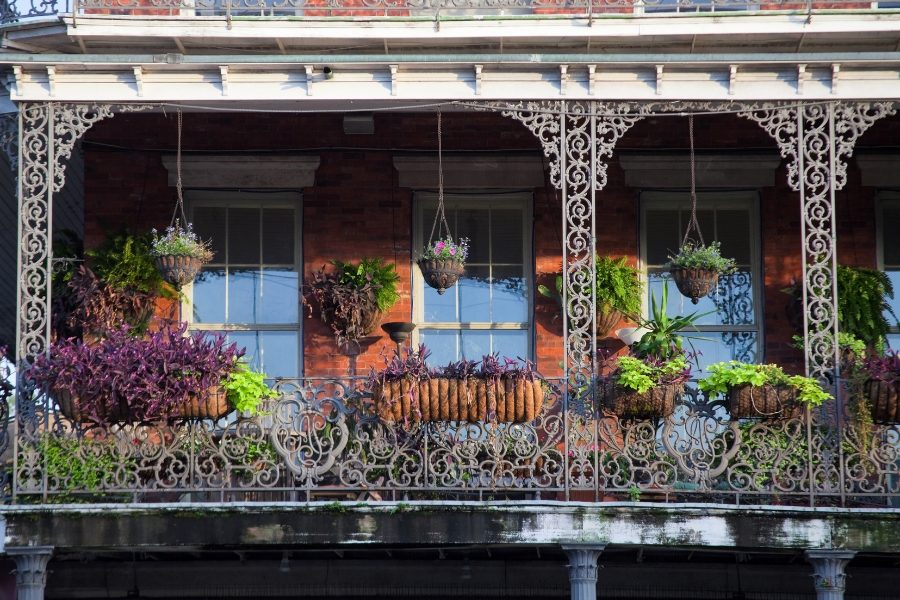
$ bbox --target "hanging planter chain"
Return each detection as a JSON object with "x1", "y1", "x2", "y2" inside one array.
[
  {"x1": 682, "y1": 115, "x2": 705, "y2": 248},
  {"x1": 418, "y1": 107, "x2": 466, "y2": 295}
]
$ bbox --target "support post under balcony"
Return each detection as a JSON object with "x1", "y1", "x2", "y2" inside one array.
[
  {"x1": 806, "y1": 549, "x2": 856, "y2": 600},
  {"x1": 8, "y1": 546, "x2": 53, "y2": 600},
  {"x1": 562, "y1": 543, "x2": 606, "y2": 600}
]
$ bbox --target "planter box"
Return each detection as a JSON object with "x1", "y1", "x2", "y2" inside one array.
[
  {"x1": 865, "y1": 379, "x2": 900, "y2": 424},
  {"x1": 373, "y1": 377, "x2": 543, "y2": 423},
  {"x1": 727, "y1": 384, "x2": 803, "y2": 420},
  {"x1": 603, "y1": 383, "x2": 682, "y2": 419},
  {"x1": 55, "y1": 386, "x2": 232, "y2": 423}
]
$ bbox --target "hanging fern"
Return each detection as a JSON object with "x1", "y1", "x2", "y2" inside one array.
[{"x1": 837, "y1": 266, "x2": 898, "y2": 349}]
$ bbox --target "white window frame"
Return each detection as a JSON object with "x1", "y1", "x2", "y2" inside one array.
[
  {"x1": 412, "y1": 191, "x2": 534, "y2": 360},
  {"x1": 877, "y1": 192, "x2": 900, "y2": 342},
  {"x1": 639, "y1": 190, "x2": 763, "y2": 360},
  {"x1": 184, "y1": 190, "x2": 304, "y2": 377}
]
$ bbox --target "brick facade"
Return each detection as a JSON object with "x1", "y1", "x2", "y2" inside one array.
[{"x1": 82, "y1": 110, "x2": 889, "y2": 378}]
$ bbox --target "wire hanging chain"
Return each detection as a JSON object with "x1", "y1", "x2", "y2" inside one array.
[
  {"x1": 681, "y1": 114, "x2": 706, "y2": 248},
  {"x1": 426, "y1": 107, "x2": 453, "y2": 247},
  {"x1": 170, "y1": 107, "x2": 189, "y2": 229}
]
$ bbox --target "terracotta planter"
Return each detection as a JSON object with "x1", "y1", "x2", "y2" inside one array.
[
  {"x1": 596, "y1": 306, "x2": 623, "y2": 339},
  {"x1": 55, "y1": 386, "x2": 232, "y2": 423},
  {"x1": 865, "y1": 379, "x2": 900, "y2": 424},
  {"x1": 602, "y1": 383, "x2": 682, "y2": 419},
  {"x1": 727, "y1": 384, "x2": 803, "y2": 420},
  {"x1": 155, "y1": 254, "x2": 203, "y2": 288},
  {"x1": 373, "y1": 377, "x2": 543, "y2": 423},
  {"x1": 670, "y1": 267, "x2": 720, "y2": 305},
  {"x1": 418, "y1": 258, "x2": 465, "y2": 295}
]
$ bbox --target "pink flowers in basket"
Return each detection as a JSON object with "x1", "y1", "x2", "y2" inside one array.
[{"x1": 421, "y1": 236, "x2": 470, "y2": 265}]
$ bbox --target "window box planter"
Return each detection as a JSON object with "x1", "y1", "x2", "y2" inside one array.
[
  {"x1": 602, "y1": 382, "x2": 682, "y2": 420},
  {"x1": 864, "y1": 379, "x2": 900, "y2": 424},
  {"x1": 373, "y1": 376, "x2": 543, "y2": 423},
  {"x1": 55, "y1": 385, "x2": 233, "y2": 423},
  {"x1": 727, "y1": 384, "x2": 803, "y2": 420}
]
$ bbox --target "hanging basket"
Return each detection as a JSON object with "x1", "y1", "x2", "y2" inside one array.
[
  {"x1": 320, "y1": 301, "x2": 384, "y2": 342},
  {"x1": 596, "y1": 306, "x2": 623, "y2": 339},
  {"x1": 155, "y1": 254, "x2": 203, "y2": 288},
  {"x1": 670, "y1": 267, "x2": 719, "y2": 304},
  {"x1": 727, "y1": 384, "x2": 803, "y2": 420},
  {"x1": 418, "y1": 257, "x2": 465, "y2": 295},
  {"x1": 374, "y1": 376, "x2": 543, "y2": 423},
  {"x1": 602, "y1": 383, "x2": 682, "y2": 420},
  {"x1": 55, "y1": 386, "x2": 232, "y2": 423},
  {"x1": 865, "y1": 379, "x2": 900, "y2": 424}
]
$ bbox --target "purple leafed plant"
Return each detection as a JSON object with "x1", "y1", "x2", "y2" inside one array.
[
  {"x1": 371, "y1": 345, "x2": 540, "y2": 384},
  {"x1": 25, "y1": 323, "x2": 242, "y2": 425},
  {"x1": 863, "y1": 351, "x2": 900, "y2": 387}
]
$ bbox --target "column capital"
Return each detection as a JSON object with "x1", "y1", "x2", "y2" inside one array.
[
  {"x1": 805, "y1": 549, "x2": 856, "y2": 599},
  {"x1": 562, "y1": 543, "x2": 606, "y2": 600},
  {"x1": 7, "y1": 546, "x2": 53, "y2": 599}
]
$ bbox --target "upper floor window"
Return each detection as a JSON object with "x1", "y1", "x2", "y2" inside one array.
[
  {"x1": 641, "y1": 191, "x2": 761, "y2": 374},
  {"x1": 414, "y1": 192, "x2": 532, "y2": 366},
  {"x1": 186, "y1": 191, "x2": 302, "y2": 378},
  {"x1": 879, "y1": 196, "x2": 900, "y2": 350}
]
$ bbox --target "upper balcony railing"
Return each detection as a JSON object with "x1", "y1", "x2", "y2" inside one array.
[
  {"x1": 6, "y1": 376, "x2": 899, "y2": 506},
  {"x1": 0, "y1": 0, "x2": 894, "y2": 27}
]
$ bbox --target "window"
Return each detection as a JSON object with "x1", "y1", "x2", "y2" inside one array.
[
  {"x1": 186, "y1": 191, "x2": 302, "y2": 378},
  {"x1": 879, "y1": 196, "x2": 900, "y2": 350},
  {"x1": 414, "y1": 192, "x2": 532, "y2": 366},
  {"x1": 641, "y1": 191, "x2": 761, "y2": 374}
]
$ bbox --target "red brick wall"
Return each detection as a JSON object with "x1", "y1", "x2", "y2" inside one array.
[{"x1": 81, "y1": 110, "x2": 886, "y2": 378}]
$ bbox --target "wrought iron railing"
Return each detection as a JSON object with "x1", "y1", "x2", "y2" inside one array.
[
  {"x1": 0, "y1": 0, "x2": 892, "y2": 27},
  {"x1": 6, "y1": 377, "x2": 899, "y2": 506}
]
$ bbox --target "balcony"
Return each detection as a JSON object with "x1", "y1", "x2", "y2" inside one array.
[{"x1": 0, "y1": 0, "x2": 894, "y2": 26}]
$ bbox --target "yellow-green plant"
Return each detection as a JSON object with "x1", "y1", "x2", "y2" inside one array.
[{"x1": 698, "y1": 361, "x2": 831, "y2": 407}]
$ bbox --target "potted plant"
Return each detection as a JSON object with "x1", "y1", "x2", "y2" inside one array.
[
  {"x1": 538, "y1": 255, "x2": 643, "y2": 338},
  {"x1": 666, "y1": 240, "x2": 736, "y2": 304},
  {"x1": 304, "y1": 258, "x2": 400, "y2": 345},
  {"x1": 603, "y1": 282, "x2": 701, "y2": 419},
  {"x1": 150, "y1": 221, "x2": 214, "y2": 288},
  {"x1": 24, "y1": 324, "x2": 270, "y2": 424},
  {"x1": 853, "y1": 351, "x2": 900, "y2": 424},
  {"x1": 371, "y1": 345, "x2": 543, "y2": 423},
  {"x1": 52, "y1": 232, "x2": 175, "y2": 341},
  {"x1": 418, "y1": 236, "x2": 469, "y2": 295},
  {"x1": 698, "y1": 361, "x2": 831, "y2": 419}
]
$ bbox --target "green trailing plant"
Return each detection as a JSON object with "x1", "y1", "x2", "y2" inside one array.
[
  {"x1": 538, "y1": 255, "x2": 643, "y2": 317},
  {"x1": 222, "y1": 362, "x2": 276, "y2": 415},
  {"x1": 666, "y1": 240, "x2": 736, "y2": 274},
  {"x1": 35, "y1": 434, "x2": 136, "y2": 501},
  {"x1": 87, "y1": 232, "x2": 173, "y2": 297},
  {"x1": 698, "y1": 361, "x2": 831, "y2": 407},
  {"x1": 615, "y1": 354, "x2": 690, "y2": 394}
]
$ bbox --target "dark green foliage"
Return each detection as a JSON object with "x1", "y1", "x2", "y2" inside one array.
[
  {"x1": 837, "y1": 266, "x2": 898, "y2": 348},
  {"x1": 87, "y1": 232, "x2": 172, "y2": 297},
  {"x1": 331, "y1": 258, "x2": 400, "y2": 313},
  {"x1": 538, "y1": 255, "x2": 643, "y2": 316}
]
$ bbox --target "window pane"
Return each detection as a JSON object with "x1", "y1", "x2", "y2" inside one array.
[
  {"x1": 461, "y1": 330, "x2": 491, "y2": 360},
  {"x1": 259, "y1": 268, "x2": 299, "y2": 324},
  {"x1": 459, "y1": 266, "x2": 491, "y2": 322},
  {"x1": 262, "y1": 208, "x2": 295, "y2": 264},
  {"x1": 423, "y1": 283, "x2": 457, "y2": 322},
  {"x1": 492, "y1": 209, "x2": 523, "y2": 264},
  {"x1": 493, "y1": 265, "x2": 527, "y2": 322},
  {"x1": 886, "y1": 270, "x2": 900, "y2": 328},
  {"x1": 491, "y1": 330, "x2": 528, "y2": 361},
  {"x1": 420, "y1": 330, "x2": 459, "y2": 366},
  {"x1": 679, "y1": 209, "x2": 714, "y2": 248},
  {"x1": 229, "y1": 269, "x2": 260, "y2": 323},
  {"x1": 228, "y1": 331, "x2": 260, "y2": 372},
  {"x1": 884, "y1": 205, "x2": 900, "y2": 266},
  {"x1": 645, "y1": 210, "x2": 679, "y2": 266},
  {"x1": 229, "y1": 208, "x2": 260, "y2": 264},
  {"x1": 887, "y1": 333, "x2": 900, "y2": 351},
  {"x1": 717, "y1": 210, "x2": 752, "y2": 265},
  {"x1": 680, "y1": 332, "x2": 758, "y2": 377},
  {"x1": 260, "y1": 331, "x2": 299, "y2": 378},
  {"x1": 193, "y1": 207, "x2": 226, "y2": 263},
  {"x1": 192, "y1": 268, "x2": 226, "y2": 323},
  {"x1": 456, "y1": 208, "x2": 489, "y2": 264}
]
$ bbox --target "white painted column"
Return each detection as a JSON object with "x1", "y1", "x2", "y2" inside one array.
[
  {"x1": 562, "y1": 543, "x2": 606, "y2": 600},
  {"x1": 8, "y1": 546, "x2": 53, "y2": 600},
  {"x1": 806, "y1": 549, "x2": 856, "y2": 600}
]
